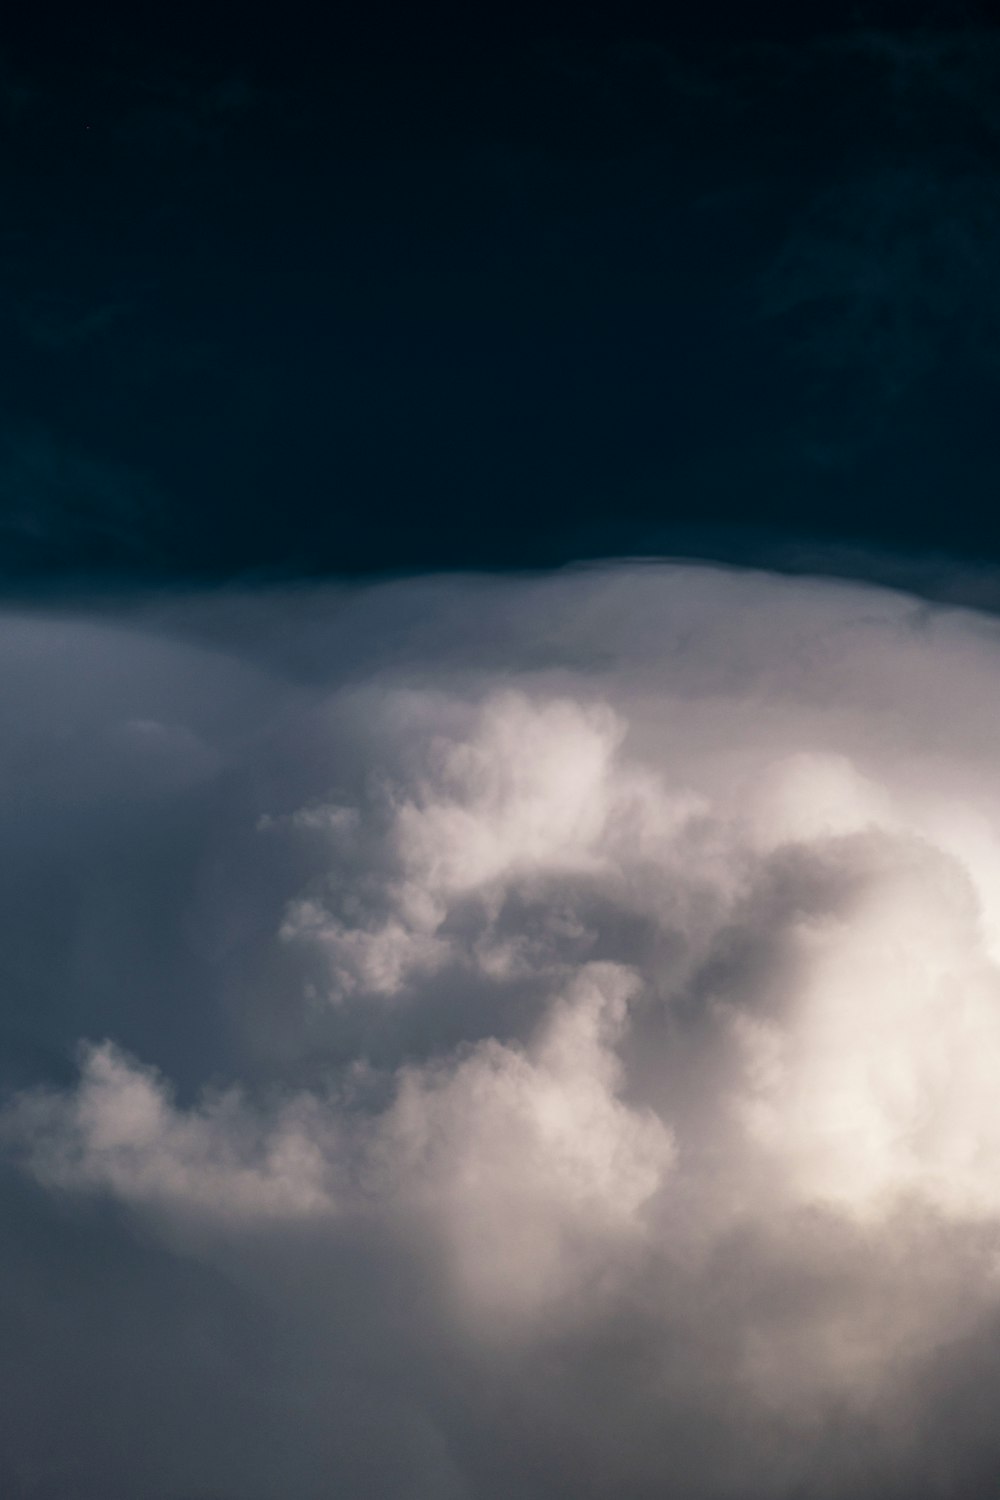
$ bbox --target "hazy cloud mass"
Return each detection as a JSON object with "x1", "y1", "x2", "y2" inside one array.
[{"x1": 4, "y1": 564, "x2": 1000, "y2": 1499}]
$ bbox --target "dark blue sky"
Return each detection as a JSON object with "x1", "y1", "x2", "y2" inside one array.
[{"x1": 3, "y1": 0, "x2": 999, "y2": 586}]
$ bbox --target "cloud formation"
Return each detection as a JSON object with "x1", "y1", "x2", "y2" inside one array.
[{"x1": 5, "y1": 564, "x2": 1000, "y2": 1497}]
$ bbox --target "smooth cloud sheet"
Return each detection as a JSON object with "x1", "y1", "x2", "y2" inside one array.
[{"x1": 4, "y1": 564, "x2": 1000, "y2": 1498}]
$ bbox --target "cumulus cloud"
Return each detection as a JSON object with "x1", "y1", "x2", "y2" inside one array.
[
  {"x1": 3, "y1": 1039, "x2": 341, "y2": 1225},
  {"x1": 5, "y1": 564, "x2": 1000, "y2": 1497},
  {"x1": 4, "y1": 960, "x2": 671, "y2": 1326},
  {"x1": 277, "y1": 692, "x2": 697, "y2": 999}
]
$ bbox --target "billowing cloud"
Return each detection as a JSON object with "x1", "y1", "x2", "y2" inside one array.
[{"x1": 5, "y1": 564, "x2": 1000, "y2": 1497}]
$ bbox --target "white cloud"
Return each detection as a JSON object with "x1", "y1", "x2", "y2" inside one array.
[
  {"x1": 279, "y1": 690, "x2": 703, "y2": 999},
  {"x1": 4, "y1": 1040, "x2": 340, "y2": 1225},
  {"x1": 731, "y1": 830, "x2": 1000, "y2": 1222},
  {"x1": 372, "y1": 962, "x2": 673, "y2": 1322},
  {"x1": 7, "y1": 566, "x2": 1000, "y2": 1495}
]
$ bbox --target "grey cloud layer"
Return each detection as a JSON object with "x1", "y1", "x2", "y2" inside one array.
[{"x1": 4, "y1": 565, "x2": 1000, "y2": 1498}]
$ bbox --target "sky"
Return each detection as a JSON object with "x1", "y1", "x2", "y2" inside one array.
[
  {"x1": 2, "y1": 0, "x2": 1000, "y2": 589},
  {"x1": 5, "y1": 4, "x2": 1000, "y2": 1499}
]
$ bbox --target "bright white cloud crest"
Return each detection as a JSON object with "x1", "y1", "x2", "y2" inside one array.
[{"x1": 5, "y1": 565, "x2": 1000, "y2": 1497}]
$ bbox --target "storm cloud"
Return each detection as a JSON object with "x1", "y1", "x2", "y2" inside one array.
[{"x1": 4, "y1": 563, "x2": 1000, "y2": 1498}]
